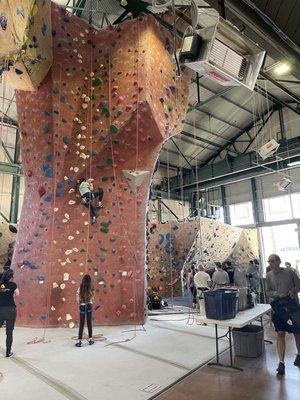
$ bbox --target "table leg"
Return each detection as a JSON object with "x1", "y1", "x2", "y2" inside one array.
[
  {"x1": 208, "y1": 325, "x2": 243, "y2": 371},
  {"x1": 215, "y1": 324, "x2": 219, "y2": 364},
  {"x1": 261, "y1": 316, "x2": 273, "y2": 345},
  {"x1": 229, "y1": 327, "x2": 233, "y2": 365}
]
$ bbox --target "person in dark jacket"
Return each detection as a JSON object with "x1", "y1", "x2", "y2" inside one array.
[{"x1": 0, "y1": 267, "x2": 19, "y2": 357}]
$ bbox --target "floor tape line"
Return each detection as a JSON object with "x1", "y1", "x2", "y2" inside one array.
[{"x1": 0, "y1": 348, "x2": 88, "y2": 400}]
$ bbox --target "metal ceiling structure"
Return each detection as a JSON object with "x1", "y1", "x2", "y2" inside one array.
[{"x1": 1, "y1": 0, "x2": 299, "y2": 181}]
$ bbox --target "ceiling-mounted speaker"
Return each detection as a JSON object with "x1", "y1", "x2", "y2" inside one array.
[{"x1": 179, "y1": 17, "x2": 266, "y2": 90}]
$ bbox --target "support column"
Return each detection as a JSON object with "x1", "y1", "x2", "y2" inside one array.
[
  {"x1": 221, "y1": 185, "x2": 231, "y2": 225},
  {"x1": 251, "y1": 178, "x2": 260, "y2": 226}
]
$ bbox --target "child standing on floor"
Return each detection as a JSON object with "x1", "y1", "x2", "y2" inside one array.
[{"x1": 75, "y1": 274, "x2": 94, "y2": 347}]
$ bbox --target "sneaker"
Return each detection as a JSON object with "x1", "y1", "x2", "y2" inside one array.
[
  {"x1": 89, "y1": 339, "x2": 94, "y2": 346},
  {"x1": 276, "y1": 362, "x2": 285, "y2": 375},
  {"x1": 6, "y1": 352, "x2": 13, "y2": 358},
  {"x1": 294, "y1": 354, "x2": 300, "y2": 367},
  {"x1": 96, "y1": 203, "x2": 104, "y2": 209},
  {"x1": 75, "y1": 341, "x2": 82, "y2": 347}
]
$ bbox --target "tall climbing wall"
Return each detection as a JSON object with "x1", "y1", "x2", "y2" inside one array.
[
  {"x1": 147, "y1": 218, "x2": 259, "y2": 297},
  {"x1": 12, "y1": 4, "x2": 189, "y2": 327}
]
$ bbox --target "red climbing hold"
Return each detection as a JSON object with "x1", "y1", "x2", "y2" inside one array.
[{"x1": 38, "y1": 186, "x2": 46, "y2": 197}]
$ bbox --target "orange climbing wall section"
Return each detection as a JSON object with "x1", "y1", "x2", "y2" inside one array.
[{"x1": 13, "y1": 5, "x2": 189, "y2": 327}]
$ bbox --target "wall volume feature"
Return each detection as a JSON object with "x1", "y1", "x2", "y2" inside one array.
[{"x1": 12, "y1": 4, "x2": 189, "y2": 327}]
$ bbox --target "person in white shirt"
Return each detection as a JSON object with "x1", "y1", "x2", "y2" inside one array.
[
  {"x1": 78, "y1": 178, "x2": 104, "y2": 224},
  {"x1": 212, "y1": 262, "x2": 230, "y2": 288},
  {"x1": 194, "y1": 264, "x2": 212, "y2": 316}
]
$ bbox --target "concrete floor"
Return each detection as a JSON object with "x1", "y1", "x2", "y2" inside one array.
[
  {"x1": 0, "y1": 315, "x2": 227, "y2": 400},
  {"x1": 155, "y1": 327, "x2": 300, "y2": 400}
]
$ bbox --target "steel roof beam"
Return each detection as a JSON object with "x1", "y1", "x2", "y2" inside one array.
[
  {"x1": 192, "y1": 79, "x2": 259, "y2": 117},
  {"x1": 254, "y1": 84, "x2": 300, "y2": 115},
  {"x1": 194, "y1": 109, "x2": 244, "y2": 130},
  {"x1": 202, "y1": 104, "x2": 278, "y2": 166},
  {"x1": 184, "y1": 120, "x2": 232, "y2": 143}
]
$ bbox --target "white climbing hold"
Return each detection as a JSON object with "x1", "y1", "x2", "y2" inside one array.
[
  {"x1": 65, "y1": 213, "x2": 70, "y2": 219},
  {"x1": 62, "y1": 298, "x2": 66, "y2": 302},
  {"x1": 51, "y1": 306, "x2": 56, "y2": 311},
  {"x1": 62, "y1": 219, "x2": 68, "y2": 223},
  {"x1": 65, "y1": 249, "x2": 72, "y2": 255},
  {"x1": 61, "y1": 261, "x2": 66, "y2": 266},
  {"x1": 81, "y1": 126, "x2": 87, "y2": 131},
  {"x1": 82, "y1": 103, "x2": 88, "y2": 109},
  {"x1": 81, "y1": 94, "x2": 86, "y2": 99},
  {"x1": 69, "y1": 322, "x2": 75, "y2": 329},
  {"x1": 84, "y1": 97, "x2": 90, "y2": 103},
  {"x1": 68, "y1": 188, "x2": 75, "y2": 194},
  {"x1": 53, "y1": 282, "x2": 59, "y2": 289},
  {"x1": 66, "y1": 314, "x2": 72, "y2": 321},
  {"x1": 66, "y1": 258, "x2": 71, "y2": 264},
  {"x1": 60, "y1": 284, "x2": 66, "y2": 290},
  {"x1": 84, "y1": 221, "x2": 89, "y2": 225},
  {"x1": 54, "y1": 207, "x2": 58, "y2": 212},
  {"x1": 73, "y1": 247, "x2": 79, "y2": 252},
  {"x1": 74, "y1": 167, "x2": 79, "y2": 172},
  {"x1": 63, "y1": 273, "x2": 69, "y2": 281},
  {"x1": 64, "y1": 176, "x2": 68, "y2": 180},
  {"x1": 68, "y1": 236, "x2": 74, "y2": 241},
  {"x1": 80, "y1": 153, "x2": 87, "y2": 159},
  {"x1": 68, "y1": 200, "x2": 76, "y2": 205}
]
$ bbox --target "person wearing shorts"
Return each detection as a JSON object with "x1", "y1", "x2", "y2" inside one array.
[{"x1": 266, "y1": 254, "x2": 300, "y2": 375}]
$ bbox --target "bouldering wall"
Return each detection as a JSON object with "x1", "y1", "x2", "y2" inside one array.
[
  {"x1": 12, "y1": 4, "x2": 189, "y2": 327},
  {"x1": 0, "y1": 219, "x2": 15, "y2": 269},
  {"x1": 147, "y1": 218, "x2": 259, "y2": 297},
  {"x1": 0, "y1": 0, "x2": 52, "y2": 91}
]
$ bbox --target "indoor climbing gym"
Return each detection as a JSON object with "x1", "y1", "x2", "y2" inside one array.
[{"x1": 0, "y1": 1, "x2": 300, "y2": 399}]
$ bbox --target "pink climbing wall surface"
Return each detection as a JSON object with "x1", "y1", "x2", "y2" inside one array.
[{"x1": 13, "y1": 4, "x2": 189, "y2": 327}]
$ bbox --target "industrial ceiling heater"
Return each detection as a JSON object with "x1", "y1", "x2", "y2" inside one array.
[{"x1": 180, "y1": 17, "x2": 266, "y2": 90}]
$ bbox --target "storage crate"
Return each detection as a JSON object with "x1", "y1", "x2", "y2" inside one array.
[
  {"x1": 204, "y1": 289, "x2": 237, "y2": 320},
  {"x1": 233, "y1": 325, "x2": 265, "y2": 358}
]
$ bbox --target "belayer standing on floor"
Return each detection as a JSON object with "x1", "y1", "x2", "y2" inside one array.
[
  {"x1": 266, "y1": 254, "x2": 300, "y2": 375},
  {"x1": 78, "y1": 178, "x2": 104, "y2": 224},
  {"x1": 0, "y1": 266, "x2": 19, "y2": 357},
  {"x1": 75, "y1": 274, "x2": 94, "y2": 347}
]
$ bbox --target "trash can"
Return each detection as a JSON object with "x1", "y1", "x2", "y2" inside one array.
[
  {"x1": 233, "y1": 324, "x2": 265, "y2": 358},
  {"x1": 204, "y1": 289, "x2": 237, "y2": 320}
]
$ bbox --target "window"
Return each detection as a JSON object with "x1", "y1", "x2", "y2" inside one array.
[
  {"x1": 0, "y1": 173, "x2": 13, "y2": 220},
  {"x1": 263, "y1": 195, "x2": 292, "y2": 222},
  {"x1": 229, "y1": 201, "x2": 254, "y2": 226},
  {"x1": 291, "y1": 193, "x2": 300, "y2": 219},
  {"x1": 260, "y1": 224, "x2": 300, "y2": 274}
]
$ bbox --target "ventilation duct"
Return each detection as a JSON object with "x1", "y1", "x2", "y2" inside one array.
[{"x1": 180, "y1": 17, "x2": 265, "y2": 90}]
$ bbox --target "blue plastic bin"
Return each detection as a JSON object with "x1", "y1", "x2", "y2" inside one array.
[{"x1": 204, "y1": 289, "x2": 237, "y2": 320}]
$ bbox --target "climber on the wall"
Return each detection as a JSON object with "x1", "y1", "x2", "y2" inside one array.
[{"x1": 78, "y1": 178, "x2": 104, "y2": 224}]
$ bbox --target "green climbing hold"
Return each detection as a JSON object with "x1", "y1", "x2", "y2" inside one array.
[
  {"x1": 102, "y1": 176, "x2": 109, "y2": 182},
  {"x1": 102, "y1": 108, "x2": 110, "y2": 117},
  {"x1": 106, "y1": 156, "x2": 113, "y2": 166},
  {"x1": 109, "y1": 124, "x2": 119, "y2": 134},
  {"x1": 167, "y1": 104, "x2": 173, "y2": 112},
  {"x1": 91, "y1": 93, "x2": 98, "y2": 101},
  {"x1": 93, "y1": 77, "x2": 103, "y2": 86},
  {"x1": 101, "y1": 221, "x2": 110, "y2": 228},
  {"x1": 100, "y1": 226, "x2": 109, "y2": 233}
]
